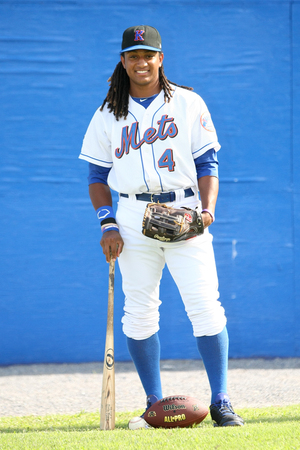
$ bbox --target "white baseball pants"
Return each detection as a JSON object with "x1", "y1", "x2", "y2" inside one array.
[{"x1": 116, "y1": 188, "x2": 226, "y2": 340}]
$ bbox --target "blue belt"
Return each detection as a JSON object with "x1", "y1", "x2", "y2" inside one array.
[{"x1": 120, "y1": 188, "x2": 194, "y2": 203}]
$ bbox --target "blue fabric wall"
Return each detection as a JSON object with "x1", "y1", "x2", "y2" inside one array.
[{"x1": 1, "y1": 0, "x2": 299, "y2": 364}]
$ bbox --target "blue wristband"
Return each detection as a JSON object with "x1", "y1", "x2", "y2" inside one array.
[{"x1": 96, "y1": 206, "x2": 115, "y2": 224}]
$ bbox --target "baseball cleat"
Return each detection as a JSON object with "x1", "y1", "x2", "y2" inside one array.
[
  {"x1": 128, "y1": 394, "x2": 159, "y2": 430},
  {"x1": 210, "y1": 393, "x2": 244, "y2": 427}
]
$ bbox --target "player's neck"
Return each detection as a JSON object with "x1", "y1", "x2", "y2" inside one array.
[{"x1": 129, "y1": 80, "x2": 161, "y2": 99}]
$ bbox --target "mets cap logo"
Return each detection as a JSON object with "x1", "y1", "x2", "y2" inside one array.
[
  {"x1": 200, "y1": 111, "x2": 215, "y2": 132},
  {"x1": 134, "y1": 30, "x2": 145, "y2": 41}
]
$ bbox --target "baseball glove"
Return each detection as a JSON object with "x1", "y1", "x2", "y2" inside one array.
[{"x1": 142, "y1": 203, "x2": 204, "y2": 242}]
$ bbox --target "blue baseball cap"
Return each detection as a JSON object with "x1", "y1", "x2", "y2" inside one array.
[{"x1": 121, "y1": 25, "x2": 162, "y2": 53}]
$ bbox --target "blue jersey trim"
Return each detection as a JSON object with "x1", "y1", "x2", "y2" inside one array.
[
  {"x1": 80, "y1": 152, "x2": 112, "y2": 165},
  {"x1": 192, "y1": 142, "x2": 216, "y2": 156},
  {"x1": 128, "y1": 110, "x2": 150, "y2": 191},
  {"x1": 131, "y1": 93, "x2": 159, "y2": 109},
  {"x1": 151, "y1": 103, "x2": 165, "y2": 191}
]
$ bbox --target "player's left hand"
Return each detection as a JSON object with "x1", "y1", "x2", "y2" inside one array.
[
  {"x1": 201, "y1": 212, "x2": 214, "y2": 229},
  {"x1": 100, "y1": 230, "x2": 124, "y2": 262}
]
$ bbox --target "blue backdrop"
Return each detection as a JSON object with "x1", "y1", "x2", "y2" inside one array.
[{"x1": 1, "y1": 0, "x2": 299, "y2": 365}]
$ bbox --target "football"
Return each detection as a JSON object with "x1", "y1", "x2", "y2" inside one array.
[{"x1": 144, "y1": 395, "x2": 209, "y2": 428}]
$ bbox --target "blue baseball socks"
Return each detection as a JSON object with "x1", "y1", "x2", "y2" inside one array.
[
  {"x1": 196, "y1": 326, "x2": 229, "y2": 403},
  {"x1": 127, "y1": 327, "x2": 229, "y2": 405},
  {"x1": 127, "y1": 333, "x2": 163, "y2": 400}
]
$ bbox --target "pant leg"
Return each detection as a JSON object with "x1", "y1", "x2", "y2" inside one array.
[
  {"x1": 164, "y1": 232, "x2": 227, "y2": 337},
  {"x1": 116, "y1": 198, "x2": 166, "y2": 340}
]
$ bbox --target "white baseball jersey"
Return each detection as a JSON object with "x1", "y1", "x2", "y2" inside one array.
[{"x1": 79, "y1": 85, "x2": 220, "y2": 194}]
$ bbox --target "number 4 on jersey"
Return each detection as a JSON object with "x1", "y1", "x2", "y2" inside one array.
[{"x1": 158, "y1": 149, "x2": 175, "y2": 172}]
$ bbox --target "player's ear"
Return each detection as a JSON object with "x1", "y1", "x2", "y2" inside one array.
[
  {"x1": 120, "y1": 54, "x2": 126, "y2": 69},
  {"x1": 159, "y1": 52, "x2": 164, "y2": 67}
]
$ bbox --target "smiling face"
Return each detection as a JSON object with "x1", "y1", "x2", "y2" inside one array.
[{"x1": 121, "y1": 49, "x2": 164, "y2": 97}]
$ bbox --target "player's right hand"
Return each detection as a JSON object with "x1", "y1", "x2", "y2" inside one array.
[{"x1": 100, "y1": 230, "x2": 124, "y2": 262}]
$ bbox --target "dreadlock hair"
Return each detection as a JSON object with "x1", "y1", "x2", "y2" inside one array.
[{"x1": 100, "y1": 60, "x2": 193, "y2": 121}]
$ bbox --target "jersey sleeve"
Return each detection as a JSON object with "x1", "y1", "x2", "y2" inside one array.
[
  {"x1": 88, "y1": 162, "x2": 110, "y2": 185},
  {"x1": 194, "y1": 149, "x2": 219, "y2": 179},
  {"x1": 79, "y1": 108, "x2": 113, "y2": 167},
  {"x1": 191, "y1": 96, "x2": 221, "y2": 159}
]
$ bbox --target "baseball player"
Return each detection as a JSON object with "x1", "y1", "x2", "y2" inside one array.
[{"x1": 79, "y1": 25, "x2": 244, "y2": 428}]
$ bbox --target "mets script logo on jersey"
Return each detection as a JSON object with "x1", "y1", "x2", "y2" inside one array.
[
  {"x1": 115, "y1": 115, "x2": 178, "y2": 158},
  {"x1": 134, "y1": 30, "x2": 145, "y2": 41}
]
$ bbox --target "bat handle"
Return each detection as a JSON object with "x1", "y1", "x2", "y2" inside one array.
[{"x1": 107, "y1": 258, "x2": 115, "y2": 321}]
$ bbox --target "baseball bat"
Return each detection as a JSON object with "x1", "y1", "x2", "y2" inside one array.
[{"x1": 100, "y1": 258, "x2": 115, "y2": 430}]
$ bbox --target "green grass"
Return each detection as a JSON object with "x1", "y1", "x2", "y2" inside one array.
[{"x1": 0, "y1": 405, "x2": 299, "y2": 450}]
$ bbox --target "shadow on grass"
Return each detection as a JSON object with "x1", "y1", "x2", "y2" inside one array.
[
  {"x1": 0, "y1": 421, "x2": 129, "y2": 433},
  {"x1": 239, "y1": 415, "x2": 300, "y2": 425},
  {"x1": 1, "y1": 414, "x2": 300, "y2": 433}
]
